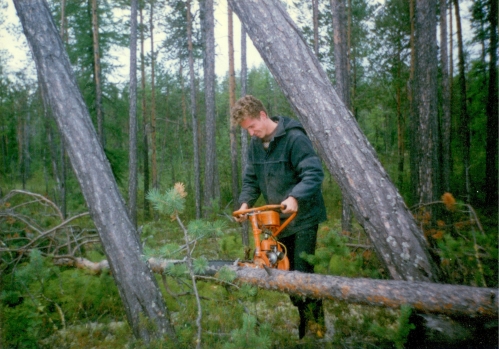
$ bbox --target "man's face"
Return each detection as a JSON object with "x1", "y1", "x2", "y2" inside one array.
[{"x1": 240, "y1": 112, "x2": 267, "y2": 139}]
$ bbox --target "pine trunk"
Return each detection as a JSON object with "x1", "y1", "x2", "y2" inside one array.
[
  {"x1": 412, "y1": 0, "x2": 441, "y2": 207},
  {"x1": 228, "y1": 6, "x2": 239, "y2": 211},
  {"x1": 240, "y1": 26, "x2": 250, "y2": 253},
  {"x1": 440, "y1": 0, "x2": 451, "y2": 193},
  {"x1": 485, "y1": 0, "x2": 498, "y2": 206},
  {"x1": 91, "y1": 0, "x2": 104, "y2": 147},
  {"x1": 128, "y1": 0, "x2": 138, "y2": 227},
  {"x1": 331, "y1": 0, "x2": 353, "y2": 233},
  {"x1": 313, "y1": 0, "x2": 319, "y2": 56},
  {"x1": 228, "y1": 0, "x2": 440, "y2": 282},
  {"x1": 140, "y1": 5, "x2": 150, "y2": 219},
  {"x1": 202, "y1": 0, "x2": 219, "y2": 212},
  {"x1": 228, "y1": 267, "x2": 497, "y2": 319},
  {"x1": 187, "y1": 0, "x2": 202, "y2": 218},
  {"x1": 149, "y1": 0, "x2": 158, "y2": 191},
  {"x1": 13, "y1": 0, "x2": 177, "y2": 342},
  {"x1": 452, "y1": 0, "x2": 471, "y2": 202},
  {"x1": 396, "y1": 42, "x2": 405, "y2": 189},
  {"x1": 58, "y1": 257, "x2": 499, "y2": 319}
]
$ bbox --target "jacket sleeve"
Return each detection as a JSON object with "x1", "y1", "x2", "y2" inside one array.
[
  {"x1": 238, "y1": 148, "x2": 261, "y2": 207},
  {"x1": 287, "y1": 130, "x2": 324, "y2": 201}
]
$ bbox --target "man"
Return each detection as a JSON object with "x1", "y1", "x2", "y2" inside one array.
[{"x1": 231, "y1": 95, "x2": 327, "y2": 339}]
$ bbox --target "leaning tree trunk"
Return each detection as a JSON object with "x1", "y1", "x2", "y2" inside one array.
[
  {"x1": 228, "y1": 0, "x2": 440, "y2": 282},
  {"x1": 13, "y1": 0, "x2": 176, "y2": 343}
]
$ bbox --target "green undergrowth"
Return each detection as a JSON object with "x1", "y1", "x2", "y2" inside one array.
[{"x1": 1, "y1": 186, "x2": 497, "y2": 348}]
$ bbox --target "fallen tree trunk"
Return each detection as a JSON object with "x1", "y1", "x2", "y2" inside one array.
[{"x1": 54, "y1": 257, "x2": 498, "y2": 319}]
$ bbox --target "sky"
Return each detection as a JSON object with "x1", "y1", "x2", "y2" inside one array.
[
  {"x1": 1, "y1": 0, "x2": 474, "y2": 85},
  {"x1": 0, "y1": 0, "x2": 267, "y2": 82}
]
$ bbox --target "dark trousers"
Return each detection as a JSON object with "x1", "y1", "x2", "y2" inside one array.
[{"x1": 279, "y1": 225, "x2": 323, "y2": 335}]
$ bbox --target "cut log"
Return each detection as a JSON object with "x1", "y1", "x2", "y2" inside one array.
[{"x1": 54, "y1": 257, "x2": 498, "y2": 319}]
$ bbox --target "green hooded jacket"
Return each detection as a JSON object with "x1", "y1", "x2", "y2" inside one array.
[{"x1": 239, "y1": 116, "x2": 327, "y2": 237}]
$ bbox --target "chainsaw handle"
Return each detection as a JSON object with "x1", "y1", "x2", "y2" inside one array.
[
  {"x1": 232, "y1": 204, "x2": 284, "y2": 217},
  {"x1": 232, "y1": 205, "x2": 296, "y2": 238}
]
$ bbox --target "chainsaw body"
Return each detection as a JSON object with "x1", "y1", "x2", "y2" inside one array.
[{"x1": 232, "y1": 205, "x2": 296, "y2": 271}]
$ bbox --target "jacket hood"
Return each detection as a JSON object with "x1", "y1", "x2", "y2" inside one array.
[{"x1": 272, "y1": 116, "x2": 305, "y2": 138}]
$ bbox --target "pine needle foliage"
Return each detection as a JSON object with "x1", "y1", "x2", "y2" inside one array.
[
  {"x1": 222, "y1": 313, "x2": 272, "y2": 349},
  {"x1": 369, "y1": 304, "x2": 415, "y2": 349},
  {"x1": 302, "y1": 225, "x2": 385, "y2": 279},
  {"x1": 147, "y1": 186, "x2": 185, "y2": 217}
]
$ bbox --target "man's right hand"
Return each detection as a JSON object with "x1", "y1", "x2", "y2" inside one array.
[{"x1": 234, "y1": 203, "x2": 249, "y2": 222}]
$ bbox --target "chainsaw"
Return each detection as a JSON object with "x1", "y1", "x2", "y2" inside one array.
[{"x1": 232, "y1": 205, "x2": 296, "y2": 271}]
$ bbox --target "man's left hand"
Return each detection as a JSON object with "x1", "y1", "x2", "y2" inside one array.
[{"x1": 281, "y1": 196, "x2": 298, "y2": 214}]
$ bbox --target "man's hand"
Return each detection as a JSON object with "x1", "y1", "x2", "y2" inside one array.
[
  {"x1": 234, "y1": 203, "x2": 249, "y2": 222},
  {"x1": 281, "y1": 196, "x2": 298, "y2": 214}
]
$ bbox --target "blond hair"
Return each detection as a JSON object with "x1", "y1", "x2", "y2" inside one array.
[{"x1": 230, "y1": 95, "x2": 268, "y2": 125}]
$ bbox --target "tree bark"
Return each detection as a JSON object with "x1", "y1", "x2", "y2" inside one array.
[
  {"x1": 440, "y1": 0, "x2": 451, "y2": 193},
  {"x1": 149, "y1": 0, "x2": 158, "y2": 192},
  {"x1": 201, "y1": 0, "x2": 219, "y2": 213},
  {"x1": 140, "y1": 4, "x2": 150, "y2": 219},
  {"x1": 91, "y1": 0, "x2": 104, "y2": 147},
  {"x1": 452, "y1": 0, "x2": 471, "y2": 203},
  {"x1": 412, "y1": 0, "x2": 441, "y2": 207},
  {"x1": 59, "y1": 0, "x2": 67, "y2": 219},
  {"x1": 240, "y1": 26, "x2": 250, "y2": 253},
  {"x1": 331, "y1": 0, "x2": 350, "y2": 109},
  {"x1": 60, "y1": 0, "x2": 66, "y2": 42},
  {"x1": 485, "y1": 0, "x2": 498, "y2": 206},
  {"x1": 228, "y1": 0, "x2": 440, "y2": 282},
  {"x1": 13, "y1": 0, "x2": 176, "y2": 342},
  {"x1": 396, "y1": 41, "x2": 405, "y2": 190},
  {"x1": 228, "y1": 5, "x2": 239, "y2": 211},
  {"x1": 186, "y1": 0, "x2": 201, "y2": 219},
  {"x1": 128, "y1": 0, "x2": 138, "y2": 228},
  {"x1": 312, "y1": 0, "x2": 319, "y2": 56},
  {"x1": 331, "y1": 0, "x2": 353, "y2": 233},
  {"x1": 56, "y1": 257, "x2": 498, "y2": 319},
  {"x1": 408, "y1": 0, "x2": 416, "y2": 201},
  {"x1": 229, "y1": 267, "x2": 497, "y2": 319}
]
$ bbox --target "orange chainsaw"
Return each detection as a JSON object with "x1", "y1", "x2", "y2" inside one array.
[{"x1": 232, "y1": 205, "x2": 296, "y2": 271}]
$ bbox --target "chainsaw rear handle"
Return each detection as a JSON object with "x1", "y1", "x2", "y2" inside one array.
[
  {"x1": 232, "y1": 204, "x2": 285, "y2": 216},
  {"x1": 232, "y1": 204, "x2": 297, "y2": 238}
]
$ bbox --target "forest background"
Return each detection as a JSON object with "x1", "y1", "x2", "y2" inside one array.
[{"x1": 0, "y1": 0, "x2": 497, "y2": 348}]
